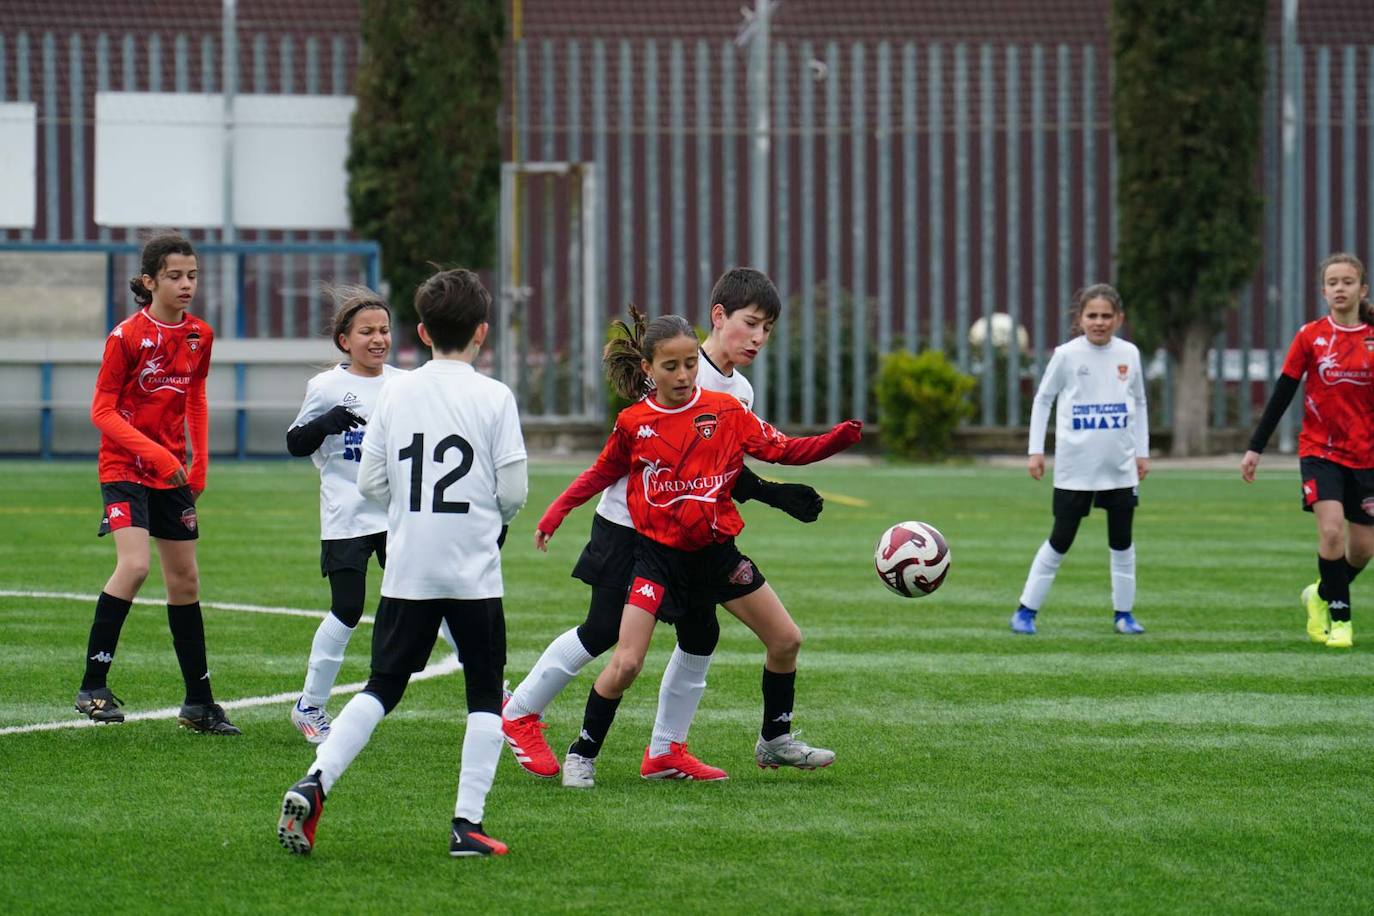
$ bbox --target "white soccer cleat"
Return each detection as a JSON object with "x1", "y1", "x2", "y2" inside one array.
[
  {"x1": 562, "y1": 752, "x2": 596, "y2": 788},
  {"x1": 290, "y1": 698, "x2": 332, "y2": 745},
  {"x1": 755, "y1": 732, "x2": 836, "y2": 770}
]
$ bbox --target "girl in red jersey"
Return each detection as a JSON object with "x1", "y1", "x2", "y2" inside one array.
[
  {"x1": 1242, "y1": 252, "x2": 1374, "y2": 649},
  {"x1": 534, "y1": 310, "x2": 861, "y2": 783},
  {"x1": 74, "y1": 233, "x2": 239, "y2": 733}
]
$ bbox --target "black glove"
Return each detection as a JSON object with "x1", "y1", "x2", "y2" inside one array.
[
  {"x1": 286, "y1": 405, "x2": 365, "y2": 456},
  {"x1": 497, "y1": 525, "x2": 508, "y2": 549},
  {"x1": 318, "y1": 405, "x2": 366, "y2": 435},
  {"x1": 734, "y1": 465, "x2": 823, "y2": 523}
]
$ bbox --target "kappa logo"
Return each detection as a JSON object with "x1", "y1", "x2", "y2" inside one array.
[
  {"x1": 771, "y1": 712, "x2": 793, "y2": 724},
  {"x1": 111, "y1": 326, "x2": 124, "y2": 338},
  {"x1": 578, "y1": 729, "x2": 594, "y2": 743},
  {"x1": 1077, "y1": 365, "x2": 1092, "y2": 376},
  {"x1": 89, "y1": 651, "x2": 113, "y2": 664},
  {"x1": 108, "y1": 506, "x2": 125, "y2": 519},
  {"x1": 140, "y1": 337, "x2": 156, "y2": 349},
  {"x1": 105, "y1": 501, "x2": 133, "y2": 531},
  {"x1": 1315, "y1": 336, "x2": 1328, "y2": 346},
  {"x1": 636, "y1": 424, "x2": 657, "y2": 439},
  {"x1": 635, "y1": 582, "x2": 658, "y2": 600}
]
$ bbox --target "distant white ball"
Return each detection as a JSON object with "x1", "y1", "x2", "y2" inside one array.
[
  {"x1": 874, "y1": 521, "x2": 951, "y2": 598},
  {"x1": 968, "y1": 312, "x2": 1029, "y2": 352}
]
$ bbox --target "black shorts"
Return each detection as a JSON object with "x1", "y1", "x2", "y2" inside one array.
[
  {"x1": 1299, "y1": 456, "x2": 1374, "y2": 524},
  {"x1": 627, "y1": 534, "x2": 765, "y2": 624},
  {"x1": 97, "y1": 481, "x2": 199, "y2": 540},
  {"x1": 1053, "y1": 487, "x2": 1138, "y2": 519},
  {"x1": 371, "y1": 595, "x2": 506, "y2": 677},
  {"x1": 320, "y1": 531, "x2": 388, "y2": 577},
  {"x1": 571, "y1": 514, "x2": 637, "y2": 588}
]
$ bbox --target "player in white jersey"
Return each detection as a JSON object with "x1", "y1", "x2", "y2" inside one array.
[
  {"x1": 278, "y1": 269, "x2": 527, "y2": 859},
  {"x1": 284, "y1": 290, "x2": 460, "y2": 744},
  {"x1": 502, "y1": 268, "x2": 836, "y2": 788},
  {"x1": 1012, "y1": 284, "x2": 1150, "y2": 635}
]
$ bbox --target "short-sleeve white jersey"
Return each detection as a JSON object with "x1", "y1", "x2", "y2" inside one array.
[
  {"x1": 1028, "y1": 335, "x2": 1150, "y2": 491},
  {"x1": 593, "y1": 347, "x2": 756, "y2": 526},
  {"x1": 289, "y1": 363, "x2": 404, "y2": 540},
  {"x1": 360, "y1": 360, "x2": 527, "y2": 600}
]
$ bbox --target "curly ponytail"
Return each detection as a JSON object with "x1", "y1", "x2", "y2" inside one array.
[{"x1": 602, "y1": 304, "x2": 698, "y2": 401}]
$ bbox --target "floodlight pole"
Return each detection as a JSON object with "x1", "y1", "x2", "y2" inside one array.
[
  {"x1": 221, "y1": 0, "x2": 238, "y2": 337},
  {"x1": 740, "y1": 1, "x2": 774, "y2": 273},
  {"x1": 1278, "y1": 0, "x2": 1298, "y2": 451}
]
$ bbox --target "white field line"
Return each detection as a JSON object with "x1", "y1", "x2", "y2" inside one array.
[
  {"x1": 0, "y1": 589, "x2": 459, "y2": 737},
  {"x1": 0, "y1": 654, "x2": 462, "y2": 736},
  {"x1": 0, "y1": 589, "x2": 375, "y2": 625}
]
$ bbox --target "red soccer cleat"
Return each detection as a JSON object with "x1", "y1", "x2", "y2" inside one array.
[
  {"x1": 502, "y1": 713, "x2": 560, "y2": 778},
  {"x1": 640, "y1": 742, "x2": 729, "y2": 781}
]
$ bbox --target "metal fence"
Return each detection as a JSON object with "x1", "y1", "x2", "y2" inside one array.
[{"x1": 503, "y1": 36, "x2": 1374, "y2": 432}]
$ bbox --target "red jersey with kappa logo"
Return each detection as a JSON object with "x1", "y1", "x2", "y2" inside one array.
[
  {"x1": 93, "y1": 309, "x2": 214, "y2": 488},
  {"x1": 539, "y1": 388, "x2": 861, "y2": 551},
  {"x1": 1281, "y1": 316, "x2": 1374, "y2": 468}
]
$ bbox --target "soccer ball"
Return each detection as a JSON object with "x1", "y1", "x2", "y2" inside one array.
[
  {"x1": 968, "y1": 312, "x2": 1030, "y2": 353},
  {"x1": 874, "y1": 521, "x2": 950, "y2": 598}
]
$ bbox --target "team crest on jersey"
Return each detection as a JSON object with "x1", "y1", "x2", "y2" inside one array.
[
  {"x1": 180, "y1": 507, "x2": 198, "y2": 532},
  {"x1": 1117, "y1": 364, "x2": 1129, "y2": 380},
  {"x1": 1363, "y1": 496, "x2": 1374, "y2": 517},
  {"x1": 693, "y1": 413, "x2": 718, "y2": 440},
  {"x1": 187, "y1": 331, "x2": 201, "y2": 352},
  {"x1": 1365, "y1": 337, "x2": 1374, "y2": 352}
]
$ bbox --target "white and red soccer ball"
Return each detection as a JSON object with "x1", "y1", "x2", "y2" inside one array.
[{"x1": 874, "y1": 521, "x2": 950, "y2": 598}]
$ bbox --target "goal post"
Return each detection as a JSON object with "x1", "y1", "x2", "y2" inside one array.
[{"x1": 498, "y1": 160, "x2": 603, "y2": 422}]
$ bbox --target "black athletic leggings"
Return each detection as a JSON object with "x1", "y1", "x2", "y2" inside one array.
[
  {"x1": 1049, "y1": 506, "x2": 1135, "y2": 553},
  {"x1": 576, "y1": 584, "x2": 721, "y2": 657},
  {"x1": 327, "y1": 569, "x2": 367, "y2": 628}
]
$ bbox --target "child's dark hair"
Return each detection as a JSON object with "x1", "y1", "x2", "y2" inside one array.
[
  {"x1": 1318, "y1": 252, "x2": 1374, "y2": 324},
  {"x1": 709, "y1": 267, "x2": 781, "y2": 322},
  {"x1": 129, "y1": 233, "x2": 197, "y2": 306},
  {"x1": 604, "y1": 304, "x2": 697, "y2": 401},
  {"x1": 1068, "y1": 283, "x2": 1123, "y2": 337},
  {"x1": 328, "y1": 285, "x2": 391, "y2": 354},
  {"x1": 413, "y1": 269, "x2": 491, "y2": 353}
]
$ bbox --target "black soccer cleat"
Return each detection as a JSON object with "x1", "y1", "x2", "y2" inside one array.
[
  {"x1": 450, "y1": 818, "x2": 509, "y2": 857},
  {"x1": 278, "y1": 773, "x2": 325, "y2": 855},
  {"x1": 75, "y1": 687, "x2": 125, "y2": 723},
  {"x1": 178, "y1": 702, "x2": 241, "y2": 735}
]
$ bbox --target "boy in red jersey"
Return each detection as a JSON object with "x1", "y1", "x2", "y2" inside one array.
[
  {"x1": 1242, "y1": 252, "x2": 1374, "y2": 649},
  {"x1": 534, "y1": 308, "x2": 861, "y2": 778},
  {"x1": 74, "y1": 233, "x2": 239, "y2": 734}
]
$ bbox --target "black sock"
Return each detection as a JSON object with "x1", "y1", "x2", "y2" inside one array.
[
  {"x1": 80, "y1": 592, "x2": 133, "y2": 690},
  {"x1": 568, "y1": 686, "x2": 621, "y2": 759},
  {"x1": 168, "y1": 602, "x2": 213, "y2": 704},
  {"x1": 1318, "y1": 556, "x2": 1352, "y2": 622},
  {"x1": 760, "y1": 668, "x2": 796, "y2": 741},
  {"x1": 1345, "y1": 559, "x2": 1365, "y2": 587}
]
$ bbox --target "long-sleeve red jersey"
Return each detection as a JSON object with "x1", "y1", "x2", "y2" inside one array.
[
  {"x1": 539, "y1": 387, "x2": 861, "y2": 551},
  {"x1": 92, "y1": 308, "x2": 213, "y2": 489}
]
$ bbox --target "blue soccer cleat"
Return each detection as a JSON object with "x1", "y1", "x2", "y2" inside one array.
[
  {"x1": 1010, "y1": 606, "x2": 1038, "y2": 635},
  {"x1": 1114, "y1": 611, "x2": 1145, "y2": 635}
]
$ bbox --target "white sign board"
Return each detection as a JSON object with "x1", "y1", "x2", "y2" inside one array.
[
  {"x1": 0, "y1": 103, "x2": 38, "y2": 228},
  {"x1": 95, "y1": 92, "x2": 224, "y2": 227},
  {"x1": 233, "y1": 95, "x2": 356, "y2": 230},
  {"x1": 94, "y1": 92, "x2": 356, "y2": 230}
]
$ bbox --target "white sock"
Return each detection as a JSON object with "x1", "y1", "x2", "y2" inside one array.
[
  {"x1": 649, "y1": 647, "x2": 713, "y2": 757},
  {"x1": 311, "y1": 691, "x2": 385, "y2": 795},
  {"x1": 1111, "y1": 546, "x2": 1136, "y2": 612},
  {"x1": 301, "y1": 613, "x2": 355, "y2": 708},
  {"x1": 454, "y1": 711, "x2": 503, "y2": 824},
  {"x1": 1019, "y1": 540, "x2": 1065, "y2": 611},
  {"x1": 505, "y1": 627, "x2": 593, "y2": 720},
  {"x1": 438, "y1": 618, "x2": 463, "y2": 668}
]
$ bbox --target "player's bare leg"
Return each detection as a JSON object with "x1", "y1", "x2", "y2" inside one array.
[{"x1": 724, "y1": 585, "x2": 834, "y2": 770}]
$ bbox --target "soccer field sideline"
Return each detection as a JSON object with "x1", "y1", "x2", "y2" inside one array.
[{"x1": 0, "y1": 589, "x2": 465, "y2": 737}]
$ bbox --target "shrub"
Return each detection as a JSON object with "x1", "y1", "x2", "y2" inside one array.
[{"x1": 875, "y1": 350, "x2": 976, "y2": 460}]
